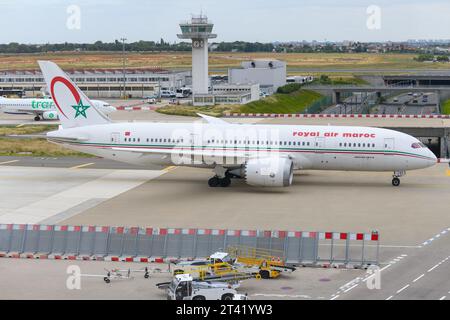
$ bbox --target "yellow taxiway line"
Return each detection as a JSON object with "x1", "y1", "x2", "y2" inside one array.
[
  {"x1": 70, "y1": 162, "x2": 95, "y2": 169},
  {"x1": 446, "y1": 170, "x2": 450, "y2": 177},
  {"x1": 0, "y1": 160, "x2": 20, "y2": 165},
  {"x1": 164, "y1": 166, "x2": 177, "y2": 173}
]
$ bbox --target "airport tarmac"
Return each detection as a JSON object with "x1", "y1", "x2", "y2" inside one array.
[
  {"x1": 0, "y1": 258, "x2": 351, "y2": 300},
  {"x1": 0, "y1": 156, "x2": 449, "y2": 299}
]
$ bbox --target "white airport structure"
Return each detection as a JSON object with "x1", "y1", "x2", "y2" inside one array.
[
  {"x1": 0, "y1": 68, "x2": 190, "y2": 98},
  {"x1": 212, "y1": 83, "x2": 260, "y2": 104},
  {"x1": 177, "y1": 14, "x2": 216, "y2": 95},
  {"x1": 228, "y1": 59, "x2": 287, "y2": 94}
]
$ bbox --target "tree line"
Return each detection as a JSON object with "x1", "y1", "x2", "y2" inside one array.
[
  {"x1": 414, "y1": 54, "x2": 449, "y2": 62},
  {"x1": 0, "y1": 40, "x2": 275, "y2": 54}
]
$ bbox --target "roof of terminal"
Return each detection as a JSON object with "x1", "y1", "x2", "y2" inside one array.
[{"x1": 0, "y1": 67, "x2": 183, "y2": 75}]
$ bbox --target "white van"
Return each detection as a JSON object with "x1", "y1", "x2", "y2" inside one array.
[{"x1": 160, "y1": 90, "x2": 176, "y2": 98}]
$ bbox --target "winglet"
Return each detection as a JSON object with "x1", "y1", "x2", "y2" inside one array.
[{"x1": 197, "y1": 113, "x2": 229, "y2": 125}]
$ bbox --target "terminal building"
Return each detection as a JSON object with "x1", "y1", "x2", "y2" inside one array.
[
  {"x1": 228, "y1": 59, "x2": 287, "y2": 94},
  {"x1": 0, "y1": 68, "x2": 190, "y2": 98}
]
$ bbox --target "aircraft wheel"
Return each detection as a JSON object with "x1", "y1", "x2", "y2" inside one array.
[
  {"x1": 392, "y1": 177, "x2": 400, "y2": 187},
  {"x1": 208, "y1": 176, "x2": 220, "y2": 187},
  {"x1": 219, "y1": 177, "x2": 231, "y2": 187},
  {"x1": 34, "y1": 116, "x2": 41, "y2": 121},
  {"x1": 259, "y1": 270, "x2": 271, "y2": 279}
]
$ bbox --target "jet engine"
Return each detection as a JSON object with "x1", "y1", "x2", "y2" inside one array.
[
  {"x1": 244, "y1": 157, "x2": 294, "y2": 187},
  {"x1": 42, "y1": 111, "x2": 58, "y2": 120}
]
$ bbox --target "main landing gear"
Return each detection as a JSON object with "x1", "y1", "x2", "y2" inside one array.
[
  {"x1": 34, "y1": 115, "x2": 41, "y2": 121},
  {"x1": 208, "y1": 176, "x2": 231, "y2": 188},
  {"x1": 392, "y1": 170, "x2": 406, "y2": 187},
  {"x1": 208, "y1": 165, "x2": 233, "y2": 188}
]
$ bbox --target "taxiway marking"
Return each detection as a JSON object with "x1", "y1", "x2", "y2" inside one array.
[
  {"x1": 0, "y1": 160, "x2": 19, "y2": 165},
  {"x1": 70, "y1": 162, "x2": 95, "y2": 169},
  {"x1": 252, "y1": 293, "x2": 311, "y2": 299},
  {"x1": 164, "y1": 166, "x2": 177, "y2": 172},
  {"x1": 396, "y1": 284, "x2": 410, "y2": 294},
  {"x1": 413, "y1": 274, "x2": 425, "y2": 283}
]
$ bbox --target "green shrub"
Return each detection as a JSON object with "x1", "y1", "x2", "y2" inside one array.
[{"x1": 276, "y1": 83, "x2": 303, "y2": 94}]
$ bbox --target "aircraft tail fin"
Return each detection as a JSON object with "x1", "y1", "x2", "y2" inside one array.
[{"x1": 37, "y1": 60, "x2": 110, "y2": 128}]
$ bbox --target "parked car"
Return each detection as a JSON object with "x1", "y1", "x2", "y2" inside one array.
[{"x1": 161, "y1": 90, "x2": 177, "y2": 98}]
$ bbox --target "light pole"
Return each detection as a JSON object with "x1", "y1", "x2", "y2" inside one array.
[{"x1": 120, "y1": 37, "x2": 127, "y2": 98}]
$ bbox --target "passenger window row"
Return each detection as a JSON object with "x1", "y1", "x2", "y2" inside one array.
[
  {"x1": 339, "y1": 142, "x2": 376, "y2": 148},
  {"x1": 122, "y1": 137, "x2": 184, "y2": 143},
  {"x1": 118, "y1": 137, "x2": 375, "y2": 149}
]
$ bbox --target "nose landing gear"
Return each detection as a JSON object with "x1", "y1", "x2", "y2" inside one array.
[
  {"x1": 392, "y1": 177, "x2": 400, "y2": 187},
  {"x1": 392, "y1": 170, "x2": 406, "y2": 187}
]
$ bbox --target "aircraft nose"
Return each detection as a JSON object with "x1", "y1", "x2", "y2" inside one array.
[{"x1": 425, "y1": 148, "x2": 437, "y2": 166}]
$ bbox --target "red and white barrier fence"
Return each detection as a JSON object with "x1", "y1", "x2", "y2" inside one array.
[
  {"x1": 0, "y1": 224, "x2": 380, "y2": 267},
  {"x1": 116, "y1": 106, "x2": 158, "y2": 111},
  {"x1": 224, "y1": 113, "x2": 450, "y2": 119}
]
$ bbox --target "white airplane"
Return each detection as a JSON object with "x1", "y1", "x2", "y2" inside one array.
[
  {"x1": 0, "y1": 96, "x2": 116, "y2": 121},
  {"x1": 39, "y1": 60, "x2": 437, "y2": 188}
]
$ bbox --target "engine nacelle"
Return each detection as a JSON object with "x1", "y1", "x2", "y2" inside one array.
[
  {"x1": 244, "y1": 157, "x2": 294, "y2": 187},
  {"x1": 42, "y1": 111, "x2": 58, "y2": 120}
]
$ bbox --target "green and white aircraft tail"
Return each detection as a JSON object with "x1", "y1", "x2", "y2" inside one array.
[{"x1": 38, "y1": 60, "x2": 110, "y2": 128}]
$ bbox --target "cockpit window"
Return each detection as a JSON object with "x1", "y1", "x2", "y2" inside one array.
[{"x1": 411, "y1": 142, "x2": 426, "y2": 149}]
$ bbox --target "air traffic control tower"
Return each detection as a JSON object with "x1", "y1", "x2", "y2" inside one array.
[{"x1": 178, "y1": 15, "x2": 216, "y2": 95}]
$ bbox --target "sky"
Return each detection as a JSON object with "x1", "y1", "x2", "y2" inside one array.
[{"x1": 0, "y1": 0, "x2": 449, "y2": 43}]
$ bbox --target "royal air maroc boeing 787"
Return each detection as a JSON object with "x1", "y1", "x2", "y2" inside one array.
[{"x1": 38, "y1": 60, "x2": 437, "y2": 188}]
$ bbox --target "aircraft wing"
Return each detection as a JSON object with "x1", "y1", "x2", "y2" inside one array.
[
  {"x1": 2, "y1": 109, "x2": 39, "y2": 115},
  {"x1": 197, "y1": 113, "x2": 230, "y2": 125}
]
